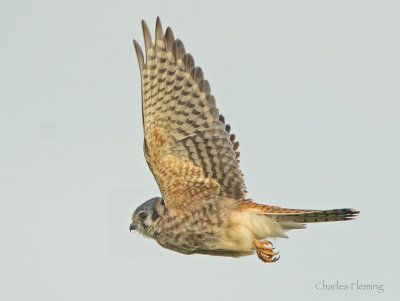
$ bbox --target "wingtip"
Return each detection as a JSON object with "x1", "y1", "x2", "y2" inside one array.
[
  {"x1": 132, "y1": 39, "x2": 144, "y2": 70},
  {"x1": 165, "y1": 26, "x2": 175, "y2": 51},
  {"x1": 141, "y1": 19, "x2": 153, "y2": 60},
  {"x1": 155, "y1": 16, "x2": 163, "y2": 42},
  {"x1": 166, "y1": 26, "x2": 173, "y2": 35}
]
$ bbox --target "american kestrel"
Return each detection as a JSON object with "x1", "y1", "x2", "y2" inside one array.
[{"x1": 129, "y1": 18, "x2": 359, "y2": 263}]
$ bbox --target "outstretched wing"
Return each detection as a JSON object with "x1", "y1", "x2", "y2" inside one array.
[{"x1": 133, "y1": 18, "x2": 247, "y2": 208}]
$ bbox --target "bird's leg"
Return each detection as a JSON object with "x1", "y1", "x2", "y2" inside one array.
[{"x1": 253, "y1": 238, "x2": 280, "y2": 263}]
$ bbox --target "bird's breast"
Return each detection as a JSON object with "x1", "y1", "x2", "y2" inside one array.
[{"x1": 152, "y1": 201, "x2": 228, "y2": 254}]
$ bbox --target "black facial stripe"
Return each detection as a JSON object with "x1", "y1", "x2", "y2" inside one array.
[
  {"x1": 151, "y1": 209, "x2": 160, "y2": 221},
  {"x1": 141, "y1": 218, "x2": 148, "y2": 229}
]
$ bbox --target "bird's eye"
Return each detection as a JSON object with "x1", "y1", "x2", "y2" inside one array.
[
  {"x1": 139, "y1": 212, "x2": 147, "y2": 220},
  {"x1": 160, "y1": 199, "x2": 165, "y2": 206}
]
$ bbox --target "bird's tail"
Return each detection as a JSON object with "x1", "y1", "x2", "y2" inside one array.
[
  {"x1": 239, "y1": 200, "x2": 360, "y2": 223},
  {"x1": 273, "y1": 208, "x2": 360, "y2": 223}
]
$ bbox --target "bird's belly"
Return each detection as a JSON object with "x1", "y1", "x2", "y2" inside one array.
[{"x1": 153, "y1": 207, "x2": 255, "y2": 257}]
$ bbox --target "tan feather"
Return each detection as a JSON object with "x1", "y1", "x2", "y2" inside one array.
[
  {"x1": 239, "y1": 200, "x2": 359, "y2": 223},
  {"x1": 133, "y1": 18, "x2": 247, "y2": 208}
]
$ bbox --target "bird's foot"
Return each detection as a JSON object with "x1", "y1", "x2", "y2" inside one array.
[{"x1": 253, "y1": 238, "x2": 280, "y2": 263}]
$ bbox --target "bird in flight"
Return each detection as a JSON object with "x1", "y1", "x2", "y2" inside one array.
[{"x1": 130, "y1": 18, "x2": 359, "y2": 263}]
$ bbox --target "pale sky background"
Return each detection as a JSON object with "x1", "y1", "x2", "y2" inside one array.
[{"x1": 1, "y1": 0, "x2": 399, "y2": 300}]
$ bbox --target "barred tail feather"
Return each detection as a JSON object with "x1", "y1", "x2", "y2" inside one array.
[
  {"x1": 239, "y1": 200, "x2": 360, "y2": 223},
  {"x1": 241, "y1": 199, "x2": 360, "y2": 240},
  {"x1": 274, "y1": 208, "x2": 360, "y2": 224}
]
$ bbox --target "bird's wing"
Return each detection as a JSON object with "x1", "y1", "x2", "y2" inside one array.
[{"x1": 133, "y1": 18, "x2": 247, "y2": 208}]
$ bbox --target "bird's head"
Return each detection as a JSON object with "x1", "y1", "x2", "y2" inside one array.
[{"x1": 130, "y1": 197, "x2": 166, "y2": 237}]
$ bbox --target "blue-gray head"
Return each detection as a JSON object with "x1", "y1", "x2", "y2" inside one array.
[{"x1": 130, "y1": 197, "x2": 165, "y2": 237}]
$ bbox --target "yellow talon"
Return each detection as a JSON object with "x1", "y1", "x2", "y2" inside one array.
[{"x1": 253, "y1": 238, "x2": 280, "y2": 263}]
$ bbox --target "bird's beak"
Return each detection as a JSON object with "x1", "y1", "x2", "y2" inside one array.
[{"x1": 129, "y1": 223, "x2": 136, "y2": 232}]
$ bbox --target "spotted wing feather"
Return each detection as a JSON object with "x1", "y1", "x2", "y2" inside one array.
[{"x1": 133, "y1": 18, "x2": 247, "y2": 208}]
